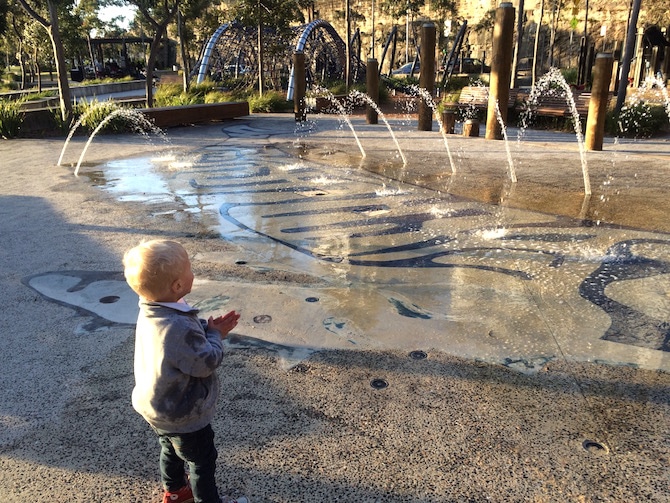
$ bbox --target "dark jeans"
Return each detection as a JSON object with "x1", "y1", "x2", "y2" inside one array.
[{"x1": 154, "y1": 424, "x2": 220, "y2": 503}]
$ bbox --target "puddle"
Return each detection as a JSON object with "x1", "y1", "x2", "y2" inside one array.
[{"x1": 87, "y1": 143, "x2": 670, "y2": 365}]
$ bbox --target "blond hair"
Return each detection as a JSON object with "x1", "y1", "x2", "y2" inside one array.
[{"x1": 123, "y1": 240, "x2": 189, "y2": 301}]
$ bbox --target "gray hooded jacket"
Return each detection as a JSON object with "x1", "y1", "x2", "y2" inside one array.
[{"x1": 132, "y1": 300, "x2": 224, "y2": 433}]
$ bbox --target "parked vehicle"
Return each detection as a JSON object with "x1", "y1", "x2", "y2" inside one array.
[
  {"x1": 391, "y1": 62, "x2": 420, "y2": 77},
  {"x1": 445, "y1": 58, "x2": 490, "y2": 74}
]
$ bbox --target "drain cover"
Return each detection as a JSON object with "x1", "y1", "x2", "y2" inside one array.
[
  {"x1": 99, "y1": 296, "x2": 120, "y2": 304},
  {"x1": 370, "y1": 378, "x2": 388, "y2": 390},
  {"x1": 252, "y1": 315, "x2": 272, "y2": 324},
  {"x1": 410, "y1": 350, "x2": 428, "y2": 360},
  {"x1": 582, "y1": 440, "x2": 609, "y2": 454}
]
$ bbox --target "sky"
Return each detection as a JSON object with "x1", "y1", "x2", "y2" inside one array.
[{"x1": 98, "y1": 5, "x2": 135, "y2": 29}]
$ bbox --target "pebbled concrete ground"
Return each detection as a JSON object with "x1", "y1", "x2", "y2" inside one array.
[{"x1": 0, "y1": 114, "x2": 668, "y2": 502}]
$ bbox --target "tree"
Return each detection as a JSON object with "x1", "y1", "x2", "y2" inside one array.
[
  {"x1": 472, "y1": 8, "x2": 495, "y2": 63},
  {"x1": 379, "y1": 0, "x2": 424, "y2": 62},
  {"x1": 546, "y1": 0, "x2": 565, "y2": 68},
  {"x1": 15, "y1": 0, "x2": 74, "y2": 121},
  {"x1": 532, "y1": 0, "x2": 544, "y2": 86},
  {"x1": 0, "y1": 0, "x2": 9, "y2": 37},
  {"x1": 121, "y1": 0, "x2": 181, "y2": 106},
  {"x1": 173, "y1": 0, "x2": 218, "y2": 90},
  {"x1": 9, "y1": 8, "x2": 51, "y2": 90},
  {"x1": 75, "y1": 0, "x2": 105, "y2": 71},
  {"x1": 231, "y1": 0, "x2": 306, "y2": 94}
]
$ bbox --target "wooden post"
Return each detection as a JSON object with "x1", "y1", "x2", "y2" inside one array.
[
  {"x1": 418, "y1": 23, "x2": 436, "y2": 131},
  {"x1": 293, "y1": 51, "x2": 306, "y2": 122},
  {"x1": 366, "y1": 58, "x2": 379, "y2": 124},
  {"x1": 441, "y1": 110, "x2": 456, "y2": 134},
  {"x1": 585, "y1": 53, "x2": 614, "y2": 151},
  {"x1": 486, "y1": 2, "x2": 515, "y2": 140}
]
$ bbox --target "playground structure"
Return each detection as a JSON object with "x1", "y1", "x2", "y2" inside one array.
[
  {"x1": 194, "y1": 20, "x2": 367, "y2": 91},
  {"x1": 193, "y1": 14, "x2": 669, "y2": 96}
]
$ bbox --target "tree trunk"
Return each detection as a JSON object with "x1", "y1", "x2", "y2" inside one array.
[
  {"x1": 87, "y1": 33, "x2": 96, "y2": 74},
  {"x1": 34, "y1": 46, "x2": 42, "y2": 92},
  {"x1": 145, "y1": 24, "x2": 168, "y2": 107},
  {"x1": 345, "y1": 0, "x2": 351, "y2": 91},
  {"x1": 47, "y1": 0, "x2": 72, "y2": 122},
  {"x1": 18, "y1": 49, "x2": 27, "y2": 90},
  {"x1": 532, "y1": 0, "x2": 544, "y2": 86},
  {"x1": 257, "y1": 4, "x2": 264, "y2": 96},
  {"x1": 177, "y1": 10, "x2": 189, "y2": 91},
  {"x1": 511, "y1": 0, "x2": 525, "y2": 88},
  {"x1": 11, "y1": 17, "x2": 27, "y2": 90},
  {"x1": 548, "y1": 0, "x2": 561, "y2": 67}
]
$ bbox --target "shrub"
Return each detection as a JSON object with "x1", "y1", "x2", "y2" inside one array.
[
  {"x1": 204, "y1": 90, "x2": 236, "y2": 103},
  {"x1": 49, "y1": 108, "x2": 71, "y2": 135},
  {"x1": 154, "y1": 83, "x2": 184, "y2": 106},
  {"x1": 606, "y1": 101, "x2": 669, "y2": 138},
  {"x1": 188, "y1": 80, "x2": 217, "y2": 99},
  {"x1": 154, "y1": 81, "x2": 221, "y2": 106},
  {"x1": 0, "y1": 99, "x2": 25, "y2": 138},
  {"x1": 327, "y1": 81, "x2": 348, "y2": 96},
  {"x1": 442, "y1": 76, "x2": 470, "y2": 92},
  {"x1": 560, "y1": 68, "x2": 579, "y2": 86},
  {"x1": 74, "y1": 100, "x2": 135, "y2": 134},
  {"x1": 21, "y1": 90, "x2": 58, "y2": 101},
  {"x1": 247, "y1": 91, "x2": 291, "y2": 112}
]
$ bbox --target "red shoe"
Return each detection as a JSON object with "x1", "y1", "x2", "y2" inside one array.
[{"x1": 163, "y1": 485, "x2": 194, "y2": 503}]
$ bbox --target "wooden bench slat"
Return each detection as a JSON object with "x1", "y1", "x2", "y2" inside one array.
[
  {"x1": 456, "y1": 86, "x2": 519, "y2": 110},
  {"x1": 454, "y1": 87, "x2": 615, "y2": 118}
]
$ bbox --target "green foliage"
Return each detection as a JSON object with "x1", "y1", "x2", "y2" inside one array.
[
  {"x1": 50, "y1": 108, "x2": 72, "y2": 135},
  {"x1": 154, "y1": 83, "x2": 184, "y2": 106},
  {"x1": 0, "y1": 82, "x2": 19, "y2": 91},
  {"x1": 247, "y1": 91, "x2": 291, "y2": 112},
  {"x1": 24, "y1": 90, "x2": 59, "y2": 101},
  {"x1": 326, "y1": 81, "x2": 348, "y2": 96},
  {"x1": 73, "y1": 100, "x2": 132, "y2": 133},
  {"x1": 204, "y1": 90, "x2": 236, "y2": 103},
  {"x1": 437, "y1": 90, "x2": 461, "y2": 112},
  {"x1": 1, "y1": 72, "x2": 20, "y2": 91},
  {"x1": 0, "y1": 99, "x2": 24, "y2": 139},
  {"x1": 606, "y1": 102, "x2": 669, "y2": 138},
  {"x1": 387, "y1": 75, "x2": 420, "y2": 88},
  {"x1": 154, "y1": 83, "x2": 204, "y2": 106},
  {"x1": 560, "y1": 68, "x2": 579, "y2": 86},
  {"x1": 379, "y1": 0, "x2": 424, "y2": 18},
  {"x1": 153, "y1": 80, "x2": 256, "y2": 107},
  {"x1": 188, "y1": 80, "x2": 218, "y2": 99},
  {"x1": 78, "y1": 76, "x2": 135, "y2": 86},
  {"x1": 442, "y1": 76, "x2": 470, "y2": 91}
]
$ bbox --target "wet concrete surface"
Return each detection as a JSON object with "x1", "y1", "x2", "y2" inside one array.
[{"x1": 0, "y1": 113, "x2": 669, "y2": 502}]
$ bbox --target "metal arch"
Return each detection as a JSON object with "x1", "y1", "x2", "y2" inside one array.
[
  {"x1": 196, "y1": 23, "x2": 231, "y2": 84},
  {"x1": 295, "y1": 19, "x2": 345, "y2": 55},
  {"x1": 288, "y1": 19, "x2": 346, "y2": 100},
  {"x1": 195, "y1": 19, "x2": 363, "y2": 98}
]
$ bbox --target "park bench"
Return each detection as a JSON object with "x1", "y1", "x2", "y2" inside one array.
[
  {"x1": 456, "y1": 86, "x2": 519, "y2": 114},
  {"x1": 515, "y1": 90, "x2": 607, "y2": 118}
]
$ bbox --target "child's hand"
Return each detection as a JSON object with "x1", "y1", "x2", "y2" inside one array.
[{"x1": 207, "y1": 310, "x2": 240, "y2": 338}]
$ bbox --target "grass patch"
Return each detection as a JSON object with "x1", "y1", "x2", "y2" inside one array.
[
  {"x1": 0, "y1": 99, "x2": 25, "y2": 138},
  {"x1": 248, "y1": 91, "x2": 292, "y2": 112}
]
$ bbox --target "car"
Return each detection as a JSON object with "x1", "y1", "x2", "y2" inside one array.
[
  {"x1": 391, "y1": 62, "x2": 420, "y2": 77},
  {"x1": 445, "y1": 58, "x2": 490, "y2": 74}
]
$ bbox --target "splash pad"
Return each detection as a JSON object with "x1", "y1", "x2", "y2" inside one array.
[{"x1": 63, "y1": 112, "x2": 670, "y2": 374}]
